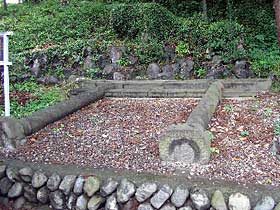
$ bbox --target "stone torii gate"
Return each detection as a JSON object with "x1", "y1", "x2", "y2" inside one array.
[{"x1": 0, "y1": 32, "x2": 13, "y2": 117}]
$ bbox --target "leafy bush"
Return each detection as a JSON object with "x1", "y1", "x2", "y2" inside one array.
[
  {"x1": 105, "y1": 0, "x2": 201, "y2": 17},
  {"x1": 1, "y1": 81, "x2": 65, "y2": 118},
  {"x1": 176, "y1": 14, "x2": 208, "y2": 58},
  {"x1": 250, "y1": 48, "x2": 280, "y2": 77},
  {"x1": 1, "y1": 0, "x2": 112, "y2": 53},
  {"x1": 205, "y1": 20, "x2": 246, "y2": 62},
  {"x1": 112, "y1": 3, "x2": 179, "y2": 41},
  {"x1": 133, "y1": 37, "x2": 165, "y2": 64}
]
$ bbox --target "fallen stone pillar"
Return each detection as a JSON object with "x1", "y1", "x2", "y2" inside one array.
[
  {"x1": 159, "y1": 81, "x2": 224, "y2": 164},
  {"x1": 0, "y1": 86, "x2": 110, "y2": 149}
]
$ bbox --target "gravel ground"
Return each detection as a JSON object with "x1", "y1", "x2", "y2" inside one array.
[
  {"x1": 1, "y1": 93, "x2": 280, "y2": 186},
  {"x1": 173, "y1": 92, "x2": 280, "y2": 186},
  {"x1": 0, "y1": 98, "x2": 198, "y2": 174}
]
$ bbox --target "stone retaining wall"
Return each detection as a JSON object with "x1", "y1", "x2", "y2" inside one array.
[{"x1": 0, "y1": 162, "x2": 279, "y2": 210}]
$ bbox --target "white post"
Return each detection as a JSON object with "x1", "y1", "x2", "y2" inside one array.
[{"x1": 0, "y1": 32, "x2": 13, "y2": 117}]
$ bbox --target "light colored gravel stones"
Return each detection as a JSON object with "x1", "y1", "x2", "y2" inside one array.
[
  {"x1": 160, "y1": 203, "x2": 176, "y2": 210},
  {"x1": 150, "y1": 184, "x2": 173, "y2": 209},
  {"x1": 171, "y1": 184, "x2": 189, "y2": 208},
  {"x1": 19, "y1": 167, "x2": 33, "y2": 182},
  {"x1": 88, "y1": 195, "x2": 105, "y2": 210},
  {"x1": 105, "y1": 194, "x2": 119, "y2": 210},
  {"x1": 59, "y1": 175, "x2": 76, "y2": 195},
  {"x1": 117, "y1": 178, "x2": 136, "y2": 203},
  {"x1": 211, "y1": 190, "x2": 228, "y2": 210},
  {"x1": 76, "y1": 194, "x2": 88, "y2": 210},
  {"x1": 8, "y1": 182, "x2": 23, "y2": 198},
  {"x1": 228, "y1": 193, "x2": 250, "y2": 210},
  {"x1": 100, "y1": 178, "x2": 119, "y2": 197},
  {"x1": 83, "y1": 176, "x2": 100, "y2": 197},
  {"x1": 32, "y1": 171, "x2": 48, "y2": 188},
  {"x1": 73, "y1": 175, "x2": 85, "y2": 195},
  {"x1": 138, "y1": 203, "x2": 154, "y2": 210},
  {"x1": 47, "y1": 173, "x2": 61, "y2": 191},
  {"x1": 253, "y1": 196, "x2": 275, "y2": 210},
  {"x1": 136, "y1": 182, "x2": 157, "y2": 203},
  {"x1": 190, "y1": 187, "x2": 210, "y2": 210},
  {"x1": 49, "y1": 190, "x2": 65, "y2": 210},
  {"x1": 2, "y1": 99, "x2": 197, "y2": 175},
  {"x1": 37, "y1": 186, "x2": 49, "y2": 204}
]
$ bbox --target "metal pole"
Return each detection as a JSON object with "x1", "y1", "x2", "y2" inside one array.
[
  {"x1": 1, "y1": 32, "x2": 13, "y2": 117},
  {"x1": 3, "y1": 35, "x2": 10, "y2": 116}
]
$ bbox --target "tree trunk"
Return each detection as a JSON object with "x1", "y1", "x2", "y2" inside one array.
[
  {"x1": 202, "y1": 0, "x2": 208, "y2": 21},
  {"x1": 274, "y1": 0, "x2": 280, "y2": 47},
  {"x1": 3, "y1": 0, "x2": 7, "y2": 11}
]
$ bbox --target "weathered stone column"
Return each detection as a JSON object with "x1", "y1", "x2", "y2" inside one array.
[
  {"x1": 0, "y1": 85, "x2": 110, "y2": 149},
  {"x1": 159, "y1": 81, "x2": 224, "y2": 164}
]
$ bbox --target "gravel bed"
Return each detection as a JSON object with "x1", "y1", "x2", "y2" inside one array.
[
  {"x1": 0, "y1": 98, "x2": 198, "y2": 174},
  {"x1": 1, "y1": 93, "x2": 280, "y2": 186},
  {"x1": 172, "y1": 92, "x2": 280, "y2": 186}
]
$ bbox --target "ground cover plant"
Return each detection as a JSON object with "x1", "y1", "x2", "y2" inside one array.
[{"x1": 0, "y1": 80, "x2": 65, "y2": 118}]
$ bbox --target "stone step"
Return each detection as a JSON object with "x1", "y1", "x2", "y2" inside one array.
[
  {"x1": 105, "y1": 88, "x2": 259, "y2": 98},
  {"x1": 82, "y1": 79, "x2": 271, "y2": 92}
]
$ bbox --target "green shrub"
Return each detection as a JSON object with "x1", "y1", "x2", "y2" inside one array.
[
  {"x1": 1, "y1": 0, "x2": 112, "y2": 53},
  {"x1": 133, "y1": 37, "x2": 165, "y2": 64},
  {"x1": 205, "y1": 20, "x2": 246, "y2": 62},
  {"x1": 250, "y1": 48, "x2": 280, "y2": 78},
  {"x1": 175, "y1": 41, "x2": 190, "y2": 57},
  {"x1": 176, "y1": 15, "x2": 208, "y2": 58},
  {"x1": 112, "y1": 3, "x2": 179, "y2": 41},
  {"x1": 1, "y1": 81, "x2": 65, "y2": 118}
]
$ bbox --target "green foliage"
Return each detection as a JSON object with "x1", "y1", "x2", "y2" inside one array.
[
  {"x1": 1, "y1": 0, "x2": 278, "y2": 80},
  {"x1": 175, "y1": 41, "x2": 190, "y2": 57},
  {"x1": 263, "y1": 107, "x2": 273, "y2": 117},
  {"x1": 133, "y1": 37, "x2": 165, "y2": 64},
  {"x1": 85, "y1": 67, "x2": 102, "y2": 79},
  {"x1": 195, "y1": 68, "x2": 207, "y2": 78},
  {"x1": 210, "y1": 147, "x2": 220, "y2": 155},
  {"x1": 1, "y1": 0, "x2": 112, "y2": 53},
  {"x1": 209, "y1": 132, "x2": 215, "y2": 142},
  {"x1": 112, "y1": 3, "x2": 179, "y2": 41},
  {"x1": 205, "y1": 20, "x2": 246, "y2": 62},
  {"x1": 275, "y1": 120, "x2": 280, "y2": 136},
  {"x1": 224, "y1": 104, "x2": 234, "y2": 113},
  {"x1": 240, "y1": 130, "x2": 249, "y2": 137},
  {"x1": 1, "y1": 81, "x2": 64, "y2": 118},
  {"x1": 272, "y1": 81, "x2": 280, "y2": 93},
  {"x1": 250, "y1": 48, "x2": 280, "y2": 78},
  {"x1": 176, "y1": 15, "x2": 208, "y2": 57},
  {"x1": 117, "y1": 58, "x2": 130, "y2": 67}
]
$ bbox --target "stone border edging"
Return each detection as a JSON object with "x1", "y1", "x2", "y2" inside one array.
[
  {"x1": 77, "y1": 79, "x2": 272, "y2": 98},
  {"x1": 159, "y1": 81, "x2": 224, "y2": 164},
  {"x1": 0, "y1": 85, "x2": 111, "y2": 149},
  {"x1": 0, "y1": 159, "x2": 280, "y2": 209}
]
